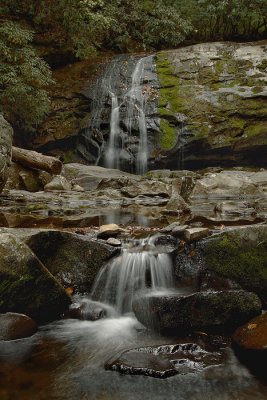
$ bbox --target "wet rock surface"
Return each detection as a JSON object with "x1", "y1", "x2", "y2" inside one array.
[
  {"x1": 133, "y1": 290, "x2": 262, "y2": 335},
  {"x1": 105, "y1": 341, "x2": 226, "y2": 379},
  {"x1": 0, "y1": 312, "x2": 37, "y2": 340}
]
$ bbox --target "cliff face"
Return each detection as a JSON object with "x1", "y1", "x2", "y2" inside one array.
[
  {"x1": 156, "y1": 41, "x2": 267, "y2": 169},
  {"x1": 33, "y1": 41, "x2": 267, "y2": 170}
]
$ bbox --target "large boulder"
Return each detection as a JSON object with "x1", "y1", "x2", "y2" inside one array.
[
  {"x1": 133, "y1": 290, "x2": 262, "y2": 335},
  {"x1": 0, "y1": 116, "x2": 13, "y2": 192},
  {"x1": 0, "y1": 233, "x2": 71, "y2": 323},
  {"x1": 20, "y1": 229, "x2": 119, "y2": 293}
]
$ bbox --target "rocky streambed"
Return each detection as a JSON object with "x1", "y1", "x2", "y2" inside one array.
[{"x1": 0, "y1": 159, "x2": 267, "y2": 399}]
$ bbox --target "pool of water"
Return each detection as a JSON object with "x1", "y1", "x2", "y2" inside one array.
[{"x1": 1, "y1": 313, "x2": 267, "y2": 400}]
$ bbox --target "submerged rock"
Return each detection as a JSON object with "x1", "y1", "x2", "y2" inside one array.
[
  {"x1": 105, "y1": 342, "x2": 224, "y2": 378},
  {"x1": 133, "y1": 290, "x2": 262, "y2": 335},
  {"x1": 0, "y1": 233, "x2": 71, "y2": 323},
  {"x1": 0, "y1": 312, "x2": 37, "y2": 340}
]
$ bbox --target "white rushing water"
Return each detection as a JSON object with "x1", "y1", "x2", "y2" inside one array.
[
  {"x1": 102, "y1": 56, "x2": 152, "y2": 173},
  {"x1": 91, "y1": 235, "x2": 174, "y2": 314}
]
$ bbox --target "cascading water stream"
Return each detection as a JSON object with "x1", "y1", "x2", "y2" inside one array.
[
  {"x1": 91, "y1": 236, "x2": 174, "y2": 315},
  {"x1": 104, "y1": 92, "x2": 120, "y2": 169}
]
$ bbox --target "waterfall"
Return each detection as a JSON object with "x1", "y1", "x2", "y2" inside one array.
[
  {"x1": 83, "y1": 55, "x2": 156, "y2": 173},
  {"x1": 104, "y1": 93, "x2": 120, "y2": 169},
  {"x1": 91, "y1": 236, "x2": 174, "y2": 315}
]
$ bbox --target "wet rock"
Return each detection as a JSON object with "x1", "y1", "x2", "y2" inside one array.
[
  {"x1": 106, "y1": 238, "x2": 121, "y2": 246},
  {"x1": 121, "y1": 180, "x2": 170, "y2": 198},
  {"x1": 0, "y1": 116, "x2": 13, "y2": 193},
  {"x1": 232, "y1": 313, "x2": 267, "y2": 380},
  {"x1": 215, "y1": 201, "x2": 256, "y2": 216},
  {"x1": 4, "y1": 162, "x2": 52, "y2": 192},
  {"x1": 105, "y1": 342, "x2": 224, "y2": 378},
  {"x1": 184, "y1": 228, "x2": 210, "y2": 242},
  {"x1": 44, "y1": 175, "x2": 72, "y2": 191},
  {"x1": 233, "y1": 313, "x2": 267, "y2": 351},
  {"x1": 0, "y1": 312, "x2": 37, "y2": 340},
  {"x1": 0, "y1": 233, "x2": 71, "y2": 323},
  {"x1": 97, "y1": 224, "x2": 125, "y2": 239},
  {"x1": 66, "y1": 299, "x2": 107, "y2": 321},
  {"x1": 133, "y1": 290, "x2": 262, "y2": 335}
]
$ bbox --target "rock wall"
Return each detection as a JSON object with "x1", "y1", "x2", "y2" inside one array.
[{"x1": 156, "y1": 41, "x2": 267, "y2": 169}]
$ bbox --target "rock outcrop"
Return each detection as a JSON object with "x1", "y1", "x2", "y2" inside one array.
[{"x1": 156, "y1": 41, "x2": 267, "y2": 169}]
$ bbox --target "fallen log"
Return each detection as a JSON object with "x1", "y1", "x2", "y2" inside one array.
[{"x1": 12, "y1": 147, "x2": 62, "y2": 175}]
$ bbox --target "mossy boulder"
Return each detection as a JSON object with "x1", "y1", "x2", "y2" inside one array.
[
  {"x1": 0, "y1": 233, "x2": 71, "y2": 323},
  {"x1": 133, "y1": 290, "x2": 262, "y2": 335},
  {"x1": 203, "y1": 225, "x2": 267, "y2": 304},
  {"x1": 23, "y1": 230, "x2": 119, "y2": 293},
  {"x1": 156, "y1": 42, "x2": 267, "y2": 169}
]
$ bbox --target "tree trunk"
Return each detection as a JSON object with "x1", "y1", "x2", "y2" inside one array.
[{"x1": 12, "y1": 147, "x2": 62, "y2": 175}]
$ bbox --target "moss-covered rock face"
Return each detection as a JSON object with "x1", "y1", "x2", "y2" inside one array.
[
  {"x1": 0, "y1": 233, "x2": 71, "y2": 323},
  {"x1": 156, "y1": 42, "x2": 267, "y2": 168},
  {"x1": 204, "y1": 225, "x2": 267, "y2": 304}
]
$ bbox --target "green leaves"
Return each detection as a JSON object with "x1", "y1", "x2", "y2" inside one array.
[{"x1": 0, "y1": 22, "x2": 53, "y2": 132}]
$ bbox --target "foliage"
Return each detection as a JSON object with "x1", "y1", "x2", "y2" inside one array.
[
  {"x1": 105, "y1": 0, "x2": 192, "y2": 51},
  {"x1": 0, "y1": 21, "x2": 53, "y2": 132},
  {"x1": 172, "y1": 0, "x2": 267, "y2": 40}
]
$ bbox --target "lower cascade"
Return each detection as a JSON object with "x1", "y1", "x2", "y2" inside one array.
[{"x1": 91, "y1": 235, "x2": 174, "y2": 314}]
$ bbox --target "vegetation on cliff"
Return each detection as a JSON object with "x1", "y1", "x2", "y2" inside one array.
[{"x1": 0, "y1": 0, "x2": 266, "y2": 136}]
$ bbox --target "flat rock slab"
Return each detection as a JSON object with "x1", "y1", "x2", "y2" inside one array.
[{"x1": 105, "y1": 342, "x2": 223, "y2": 379}]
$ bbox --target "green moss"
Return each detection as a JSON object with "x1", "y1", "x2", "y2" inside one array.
[
  {"x1": 205, "y1": 233, "x2": 267, "y2": 300},
  {"x1": 244, "y1": 123, "x2": 266, "y2": 138},
  {"x1": 62, "y1": 150, "x2": 76, "y2": 164},
  {"x1": 159, "y1": 119, "x2": 177, "y2": 150}
]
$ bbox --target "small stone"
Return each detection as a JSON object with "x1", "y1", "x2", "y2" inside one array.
[
  {"x1": 184, "y1": 228, "x2": 210, "y2": 242},
  {"x1": 233, "y1": 313, "x2": 267, "y2": 350},
  {"x1": 106, "y1": 238, "x2": 121, "y2": 246}
]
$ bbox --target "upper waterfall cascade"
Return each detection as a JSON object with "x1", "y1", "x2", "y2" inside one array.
[{"x1": 83, "y1": 55, "x2": 159, "y2": 174}]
